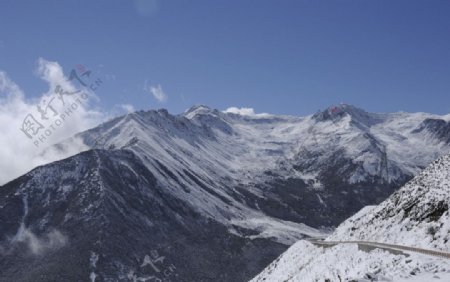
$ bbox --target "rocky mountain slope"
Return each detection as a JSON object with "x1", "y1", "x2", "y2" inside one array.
[
  {"x1": 252, "y1": 153, "x2": 450, "y2": 282},
  {"x1": 1, "y1": 104, "x2": 450, "y2": 281},
  {"x1": 0, "y1": 150, "x2": 302, "y2": 281},
  {"x1": 328, "y1": 154, "x2": 450, "y2": 252}
]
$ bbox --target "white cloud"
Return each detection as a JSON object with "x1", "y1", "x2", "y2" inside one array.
[
  {"x1": 120, "y1": 104, "x2": 135, "y2": 113},
  {"x1": 0, "y1": 58, "x2": 106, "y2": 185},
  {"x1": 223, "y1": 107, "x2": 271, "y2": 117},
  {"x1": 10, "y1": 225, "x2": 67, "y2": 255},
  {"x1": 145, "y1": 83, "x2": 167, "y2": 103}
]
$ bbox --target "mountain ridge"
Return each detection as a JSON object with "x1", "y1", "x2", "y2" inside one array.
[
  {"x1": 40, "y1": 104, "x2": 450, "y2": 227},
  {"x1": 2, "y1": 104, "x2": 450, "y2": 281}
]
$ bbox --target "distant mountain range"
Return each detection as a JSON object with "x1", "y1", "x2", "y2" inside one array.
[{"x1": 1, "y1": 104, "x2": 450, "y2": 281}]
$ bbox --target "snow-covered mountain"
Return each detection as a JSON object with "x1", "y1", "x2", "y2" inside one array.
[
  {"x1": 252, "y1": 153, "x2": 450, "y2": 282},
  {"x1": 328, "y1": 154, "x2": 450, "y2": 252},
  {"x1": 72, "y1": 104, "x2": 450, "y2": 227},
  {"x1": 1, "y1": 104, "x2": 450, "y2": 281}
]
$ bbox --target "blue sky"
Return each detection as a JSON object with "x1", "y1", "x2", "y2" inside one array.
[{"x1": 0, "y1": 0, "x2": 449, "y2": 116}]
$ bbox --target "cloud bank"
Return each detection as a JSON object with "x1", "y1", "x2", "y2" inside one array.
[
  {"x1": 0, "y1": 58, "x2": 105, "y2": 185},
  {"x1": 223, "y1": 107, "x2": 271, "y2": 117}
]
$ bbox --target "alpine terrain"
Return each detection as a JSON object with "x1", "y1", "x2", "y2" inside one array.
[
  {"x1": 252, "y1": 153, "x2": 450, "y2": 281},
  {"x1": 1, "y1": 104, "x2": 450, "y2": 281}
]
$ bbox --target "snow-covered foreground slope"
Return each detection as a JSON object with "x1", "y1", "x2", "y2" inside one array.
[
  {"x1": 251, "y1": 241, "x2": 450, "y2": 282},
  {"x1": 329, "y1": 154, "x2": 450, "y2": 252},
  {"x1": 252, "y1": 153, "x2": 450, "y2": 282}
]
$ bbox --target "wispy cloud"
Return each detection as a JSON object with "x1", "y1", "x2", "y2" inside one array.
[
  {"x1": 10, "y1": 225, "x2": 67, "y2": 255},
  {"x1": 145, "y1": 82, "x2": 167, "y2": 103},
  {"x1": 120, "y1": 104, "x2": 135, "y2": 113}
]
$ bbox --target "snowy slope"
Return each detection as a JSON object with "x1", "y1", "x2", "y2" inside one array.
[
  {"x1": 328, "y1": 154, "x2": 450, "y2": 252},
  {"x1": 251, "y1": 153, "x2": 450, "y2": 282},
  {"x1": 43, "y1": 104, "x2": 450, "y2": 230},
  {"x1": 251, "y1": 241, "x2": 450, "y2": 282}
]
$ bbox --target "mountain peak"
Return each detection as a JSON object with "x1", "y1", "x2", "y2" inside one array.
[
  {"x1": 314, "y1": 103, "x2": 364, "y2": 117},
  {"x1": 312, "y1": 104, "x2": 382, "y2": 127},
  {"x1": 327, "y1": 103, "x2": 364, "y2": 114},
  {"x1": 183, "y1": 104, "x2": 215, "y2": 119}
]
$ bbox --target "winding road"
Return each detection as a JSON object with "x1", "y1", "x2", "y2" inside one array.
[{"x1": 307, "y1": 238, "x2": 450, "y2": 259}]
